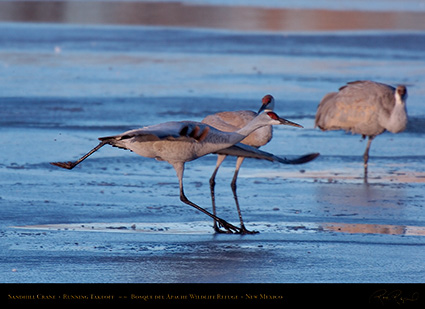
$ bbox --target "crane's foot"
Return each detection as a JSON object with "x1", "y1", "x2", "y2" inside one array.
[
  {"x1": 215, "y1": 218, "x2": 242, "y2": 234},
  {"x1": 213, "y1": 221, "x2": 259, "y2": 234},
  {"x1": 213, "y1": 225, "x2": 232, "y2": 234},
  {"x1": 50, "y1": 161, "x2": 77, "y2": 170},
  {"x1": 213, "y1": 222, "x2": 229, "y2": 233},
  {"x1": 239, "y1": 224, "x2": 259, "y2": 235}
]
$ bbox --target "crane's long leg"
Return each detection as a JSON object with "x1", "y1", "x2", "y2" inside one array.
[
  {"x1": 231, "y1": 157, "x2": 258, "y2": 234},
  {"x1": 209, "y1": 155, "x2": 227, "y2": 233},
  {"x1": 50, "y1": 141, "x2": 106, "y2": 169},
  {"x1": 363, "y1": 136, "x2": 374, "y2": 182},
  {"x1": 173, "y1": 162, "x2": 241, "y2": 234}
]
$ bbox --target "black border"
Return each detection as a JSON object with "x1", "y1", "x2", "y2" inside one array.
[{"x1": 1, "y1": 283, "x2": 424, "y2": 306}]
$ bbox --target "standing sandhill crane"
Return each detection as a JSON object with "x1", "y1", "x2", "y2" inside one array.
[
  {"x1": 51, "y1": 111, "x2": 303, "y2": 233},
  {"x1": 315, "y1": 80, "x2": 408, "y2": 181},
  {"x1": 203, "y1": 95, "x2": 319, "y2": 233}
]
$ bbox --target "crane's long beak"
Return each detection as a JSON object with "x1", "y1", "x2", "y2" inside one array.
[
  {"x1": 279, "y1": 117, "x2": 303, "y2": 128},
  {"x1": 266, "y1": 111, "x2": 303, "y2": 128}
]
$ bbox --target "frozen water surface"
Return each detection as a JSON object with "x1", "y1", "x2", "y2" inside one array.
[{"x1": 0, "y1": 1, "x2": 425, "y2": 287}]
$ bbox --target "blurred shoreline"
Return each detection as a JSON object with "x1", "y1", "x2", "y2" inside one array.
[{"x1": 1, "y1": 1, "x2": 425, "y2": 32}]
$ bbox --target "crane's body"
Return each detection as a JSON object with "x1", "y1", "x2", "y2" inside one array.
[
  {"x1": 315, "y1": 80, "x2": 408, "y2": 180},
  {"x1": 51, "y1": 111, "x2": 302, "y2": 234},
  {"x1": 101, "y1": 121, "x2": 242, "y2": 163},
  {"x1": 202, "y1": 95, "x2": 318, "y2": 233}
]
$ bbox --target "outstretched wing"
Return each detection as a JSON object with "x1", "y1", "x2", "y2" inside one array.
[{"x1": 215, "y1": 143, "x2": 319, "y2": 165}]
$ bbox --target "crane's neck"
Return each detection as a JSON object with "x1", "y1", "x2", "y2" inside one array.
[
  {"x1": 231, "y1": 116, "x2": 269, "y2": 143},
  {"x1": 386, "y1": 95, "x2": 408, "y2": 133}
]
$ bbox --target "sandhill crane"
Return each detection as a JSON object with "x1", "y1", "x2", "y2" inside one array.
[
  {"x1": 315, "y1": 80, "x2": 408, "y2": 181},
  {"x1": 202, "y1": 95, "x2": 319, "y2": 233},
  {"x1": 51, "y1": 111, "x2": 303, "y2": 233}
]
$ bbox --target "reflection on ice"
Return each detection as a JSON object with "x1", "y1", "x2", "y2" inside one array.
[
  {"x1": 322, "y1": 222, "x2": 425, "y2": 236},
  {"x1": 246, "y1": 169, "x2": 425, "y2": 183},
  {"x1": 14, "y1": 221, "x2": 425, "y2": 236}
]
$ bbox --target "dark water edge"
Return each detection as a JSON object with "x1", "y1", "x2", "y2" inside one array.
[{"x1": 2, "y1": 23, "x2": 425, "y2": 59}]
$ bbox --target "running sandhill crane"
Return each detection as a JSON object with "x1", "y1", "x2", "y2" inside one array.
[
  {"x1": 51, "y1": 111, "x2": 303, "y2": 233},
  {"x1": 315, "y1": 80, "x2": 408, "y2": 181},
  {"x1": 203, "y1": 95, "x2": 319, "y2": 233}
]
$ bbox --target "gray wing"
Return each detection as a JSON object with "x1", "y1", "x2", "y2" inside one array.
[
  {"x1": 215, "y1": 143, "x2": 319, "y2": 165},
  {"x1": 99, "y1": 121, "x2": 210, "y2": 143}
]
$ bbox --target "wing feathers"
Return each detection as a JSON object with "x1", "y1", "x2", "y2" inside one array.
[
  {"x1": 215, "y1": 144, "x2": 319, "y2": 165},
  {"x1": 99, "y1": 121, "x2": 212, "y2": 145}
]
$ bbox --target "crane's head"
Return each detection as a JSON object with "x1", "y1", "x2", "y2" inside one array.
[
  {"x1": 257, "y1": 94, "x2": 275, "y2": 114},
  {"x1": 240, "y1": 111, "x2": 303, "y2": 136},
  {"x1": 264, "y1": 111, "x2": 303, "y2": 128},
  {"x1": 395, "y1": 85, "x2": 408, "y2": 104}
]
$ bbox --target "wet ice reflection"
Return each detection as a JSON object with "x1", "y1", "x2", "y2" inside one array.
[
  {"x1": 322, "y1": 222, "x2": 425, "y2": 236},
  {"x1": 14, "y1": 221, "x2": 425, "y2": 236}
]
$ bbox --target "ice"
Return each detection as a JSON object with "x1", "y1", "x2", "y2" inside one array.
[{"x1": 1, "y1": 1, "x2": 424, "y2": 285}]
